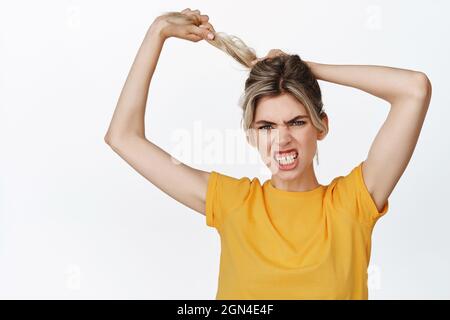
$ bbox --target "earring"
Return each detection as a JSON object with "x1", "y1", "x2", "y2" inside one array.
[{"x1": 315, "y1": 148, "x2": 319, "y2": 166}]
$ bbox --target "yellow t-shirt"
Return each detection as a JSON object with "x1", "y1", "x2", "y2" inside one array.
[{"x1": 205, "y1": 161, "x2": 389, "y2": 300}]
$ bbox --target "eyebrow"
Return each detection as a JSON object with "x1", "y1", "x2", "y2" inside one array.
[{"x1": 254, "y1": 115, "x2": 310, "y2": 125}]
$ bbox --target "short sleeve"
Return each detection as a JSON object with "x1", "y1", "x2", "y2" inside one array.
[
  {"x1": 205, "y1": 171, "x2": 220, "y2": 228},
  {"x1": 331, "y1": 161, "x2": 389, "y2": 227},
  {"x1": 205, "y1": 171, "x2": 252, "y2": 230}
]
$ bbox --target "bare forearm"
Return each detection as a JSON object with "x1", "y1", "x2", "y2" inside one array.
[
  {"x1": 305, "y1": 61, "x2": 428, "y2": 104},
  {"x1": 105, "y1": 25, "x2": 165, "y2": 141}
]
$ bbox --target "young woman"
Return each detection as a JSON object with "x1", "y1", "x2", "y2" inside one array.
[{"x1": 104, "y1": 8, "x2": 432, "y2": 299}]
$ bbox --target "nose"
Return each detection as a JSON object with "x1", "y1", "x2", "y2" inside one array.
[{"x1": 272, "y1": 125, "x2": 292, "y2": 147}]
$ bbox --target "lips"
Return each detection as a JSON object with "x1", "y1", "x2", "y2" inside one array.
[{"x1": 273, "y1": 148, "x2": 300, "y2": 171}]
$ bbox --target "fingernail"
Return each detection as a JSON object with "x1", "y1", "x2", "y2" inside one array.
[{"x1": 207, "y1": 33, "x2": 214, "y2": 39}]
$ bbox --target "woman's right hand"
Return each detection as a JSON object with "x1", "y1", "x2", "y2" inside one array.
[{"x1": 150, "y1": 8, "x2": 216, "y2": 42}]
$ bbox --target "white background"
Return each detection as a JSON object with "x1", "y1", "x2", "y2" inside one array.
[{"x1": 1, "y1": 0, "x2": 449, "y2": 299}]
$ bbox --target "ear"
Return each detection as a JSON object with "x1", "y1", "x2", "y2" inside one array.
[{"x1": 317, "y1": 113, "x2": 329, "y2": 141}]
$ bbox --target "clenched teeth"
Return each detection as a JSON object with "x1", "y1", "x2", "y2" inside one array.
[{"x1": 275, "y1": 152, "x2": 298, "y2": 165}]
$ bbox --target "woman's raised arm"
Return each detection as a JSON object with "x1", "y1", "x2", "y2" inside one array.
[
  {"x1": 104, "y1": 9, "x2": 216, "y2": 215},
  {"x1": 305, "y1": 61, "x2": 432, "y2": 212}
]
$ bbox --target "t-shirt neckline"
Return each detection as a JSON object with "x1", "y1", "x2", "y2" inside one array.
[{"x1": 265, "y1": 179, "x2": 325, "y2": 197}]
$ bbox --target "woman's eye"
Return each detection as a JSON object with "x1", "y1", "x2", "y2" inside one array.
[
  {"x1": 258, "y1": 121, "x2": 305, "y2": 130},
  {"x1": 258, "y1": 125, "x2": 272, "y2": 130},
  {"x1": 292, "y1": 120, "x2": 306, "y2": 126}
]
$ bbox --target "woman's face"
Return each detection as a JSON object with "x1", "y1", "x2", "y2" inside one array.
[{"x1": 248, "y1": 93, "x2": 327, "y2": 177}]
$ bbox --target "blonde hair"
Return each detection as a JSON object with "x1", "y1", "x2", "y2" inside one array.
[{"x1": 161, "y1": 12, "x2": 328, "y2": 137}]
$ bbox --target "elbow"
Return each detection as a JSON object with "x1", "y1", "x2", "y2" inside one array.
[
  {"x1": 104, "y1": 130, "x2": 121, "y2": 145},
  {"x1": 104, "y1": 132, "x2": 142, "y2": 146},
  {"x1": 104, "y1": 132, "x2": 119, "y2": 145},
  {"x1": 410, "y1": 71, "x2": 432, "y2": 102},
  {"x1": 104, "y1": 133, "x2": 112, "y2": 145}
]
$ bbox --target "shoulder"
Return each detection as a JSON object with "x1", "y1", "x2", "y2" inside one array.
[
  {"x1": 208, "y1": 171, "x2": 258, "y2": 195},
  {"x1": 205, "y1": 171, "x2": 260, "y2": 229},
  {"x1": 325, "y1": 162, "x2": 389, "y2": 226},
  {"x1": 220, "y1": 171, "x2": 262, "y2": 198}
]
